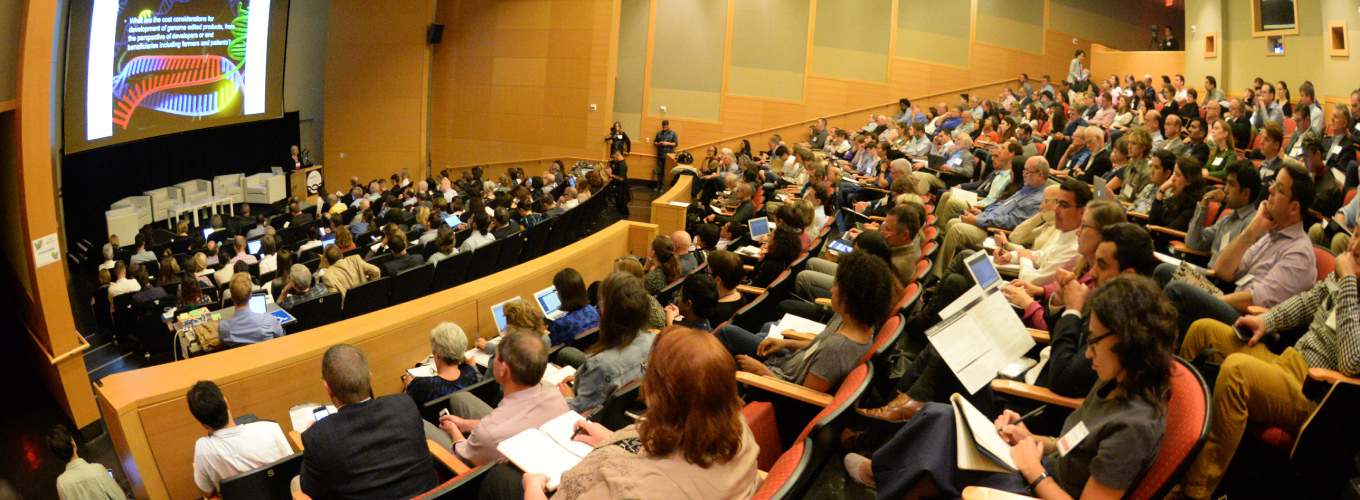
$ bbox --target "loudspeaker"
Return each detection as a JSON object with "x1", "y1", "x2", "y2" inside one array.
[{"x1": 427, "y1": 24, "x2": 444, "y2": 44}]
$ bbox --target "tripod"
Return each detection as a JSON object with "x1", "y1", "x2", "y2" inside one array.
[{"x1": 1147, "y1": 31, "x2": 1160, "y2": 51}]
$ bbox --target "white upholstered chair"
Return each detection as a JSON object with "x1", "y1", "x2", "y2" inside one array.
[
  {"x1": 214, "y1": 174, "x2": 245, "y2": 205},
  {"x1": 143, "y1": 186, "x2": 183, "y2": 223},
  {"x1": 175, "y1": 179, "x2": 213, "y2": 205},
  {"x1": 106, "y1": 196, "x2": 152, "y2": 242},
  {"x1": 245, "y1": 172, "x2": 287, "y2": 205}
]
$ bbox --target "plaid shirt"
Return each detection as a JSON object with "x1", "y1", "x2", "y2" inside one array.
[{"x1": 1263, "y1": 274, "x2": 1360, "y2": 376}]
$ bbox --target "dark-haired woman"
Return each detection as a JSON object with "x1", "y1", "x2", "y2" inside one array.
[
  {"x1": 643, "y1": 235, "x2": 682, "y2": 295},
  {"x1": 719, "y1": 251, "x2": 900, "y2": 393},
  {"x1": 747, "y1": 225, "x2": 802, "y2": 288},
  {"x1": 606, "y1": 122, "x2": 631, "y2": 156},
  {"x1": 847, "y1": 275, "x2": 1175, "y2": 500},
  {"x1": 558, "y1": 273, "x2": 656, "y2": 413},
  {"x1": 547, "y1": 268, "x2": 600, "y2": 347},
  {"x1": 1148, "y1": 155, "x2": 1206, "y2": 232}
]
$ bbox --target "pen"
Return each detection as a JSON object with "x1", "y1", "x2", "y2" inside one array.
[
  {"x1": 570, "y1": 423, "x2": 586, "y2": 442},
  {"x1": 998, "y1": 405, "x2": 1047, "y2": 433}
]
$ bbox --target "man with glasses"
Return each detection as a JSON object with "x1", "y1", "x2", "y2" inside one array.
[
  {"x1": 1163, "y1": 163, "x2": 1318, "y2": 338},
  {"x1": 935, "y1": 156, "x2": 1050, "y2": 278},
  {"x1": 993, "y1": 178, "x2": 1091, "y2": 285}
]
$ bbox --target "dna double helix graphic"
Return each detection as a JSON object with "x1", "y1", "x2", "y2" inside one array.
[{"x1": 110, "y1": 54, "x2": 245, "y2": 127}]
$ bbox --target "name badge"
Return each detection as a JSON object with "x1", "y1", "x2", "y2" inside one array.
[
  {"x1": 1057, "y1": 421, "x2": 1090, "y2": 457},
  {"x1": 1235, "y1": 273, "x2": 1255, "y2": 288},
  {"x1": 1212, "y1": 156, "x2": 1224, "y2": 166},
  {"x1": 1330, "y1": 144, "x2": 1343, "y2": 158},
  {"x1": 1354, "y1": 122, "x2": 1360, "y2": 133},
  {"x1": 1291, "y1": 146, "x2": 1303, "y2": 157}
]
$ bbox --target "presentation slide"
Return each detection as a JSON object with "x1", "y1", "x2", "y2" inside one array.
[{"x1": 63, "y1": 0, "x2": 289, "y2": 154}]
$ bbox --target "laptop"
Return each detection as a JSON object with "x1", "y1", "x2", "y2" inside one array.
[
  {"x1": 491, "y1": 297, "x2": 521, "y2": 333},
  {"x1": 925, "y1": 153, "x2": 946, "y2": 170},
  {"x1": 248, "y1": 295, "x2": 268, "y2": 315},
  {"x1": 271, "y1": 166, "x2": 284, "y2": 175},
  {"x1": 444, "y1": 214, "x2": 461, "y2": 228},
  {"x1": 247, "y1": 239, "x2": 263, "y2": 255},
  {"x1": 1093, "y1": 175, "x2": 1118, "y2": 202},
  {"x1": 748, "y1": 217, "x2": 772, "y2": 239},
  {"x1": 534, "y1": 286, "x2": 566, "y2": 321},
  {"x1": 964, "y1": 250, "x2": 1005, "y2": 294},
  {"x1": 202, "y1": 227, "x2": 218, "y2": 239}
]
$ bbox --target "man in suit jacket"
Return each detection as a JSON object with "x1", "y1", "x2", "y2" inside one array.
[
  {"x1": 383, "y1": 233, "x2": 425, "y2": 276},
  {"x1": 289, "y1": 202, "x2": 315, "y2": 228},
  {"x1": 298, "y1": 344, "x2": 437, "y2": 500}
]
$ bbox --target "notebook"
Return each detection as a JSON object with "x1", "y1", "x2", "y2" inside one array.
[
  {"x1": 1093, "y1": 175, "x2": 1118, "y2": 203},
  {"x1": 1171, "y1": 260, "x2": 1223, "y2": 296},
  {"x1": 951, "y1": 394, "x2": 1018, "y2": 474},
  {"x1": 765, "y1": 314, "x2": 827, "y2": 340},
  {"x1": 497, "y1": 411, "x2": 595, "y2": 490}
]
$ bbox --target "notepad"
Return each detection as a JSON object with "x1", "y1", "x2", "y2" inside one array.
[
  {"x1": 497, "y1": 411, "x2": 596, "y2": 490},
  {"x1": 543, "y1": 364, "x2": 577, "y2": 386},
  {"x1": 766, "y1": 313, "x2": 827, "y2": 340},
  {"x1": 951, "y1": 394, "x2": 1018, "y2": 474}
]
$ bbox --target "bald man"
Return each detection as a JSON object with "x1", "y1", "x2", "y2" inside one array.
[{"x1": 671, "y1": 230, "x2": 697, "y2": 274}]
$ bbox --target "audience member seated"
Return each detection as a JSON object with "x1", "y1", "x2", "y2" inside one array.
[
  {"x1": 1204, "y1": 120, "x2": 1240, "y2": 179},
  {"x1": 1256, "y1": 122, "x2": 1301, "y2": 185},
  {"x1": 217, "y1": 274, "x2": 284, "y2": 346},
  {"x1": 129, "y1": 267, "x2": 166, "y2": 307},
  {"x1": 546, "y1": 269, "x2": 600, "y2": 347},
  {"x1": 98, "y1": 242, "x2": 116, "y2": 271},
  {"x1": 1309, "y1": 177, "x2": 1357, "y2": 256},
  {"x1": 185, "y1": 380, "x2": 293, "y2": 498},
  {"x1": 319, "y1": 245, "x2": 380, "y2": 298},
  {"x1": 278, "y1": 265, "x2": 329, "y2": 310},
  {"x1": 1130, "y1": 150, "x2": 1176, "y2": 214},
  {"x1": 48, "y1": 424, "x2": 127, "y2": 500},
  {"x1": 177, "y1": 278, "x2": 212, "y2": 313},
  {"x1": 1181, "y1": 160, "x2": 1263, "y2": 270},
  {"x1": 720, "y1": 251, "x2": 899, "y2": 393},
  {"x1": 228, "y1": 236, "x2": 258, "y2": 266},
  {"x1": 663, "y1": 273, "x2": 719, "y2": 332},
  {"x1": 486, "y1": 327, "x2": 761, "y2": 500},
  {"x1": 245, "y1": 215, "x2": 268, "y2": 240},
  {"x1": 797, "y1": 205, "x2": 921, "y2": 300},
  {"x1": 703, "y1": 183, "x2": 756, "y2": 226},
  {"x1": 846, "y1": 275, "x2": 1174, "y2": 500},
  {"x1": 1146, "y1": 155, "x2": 1207, "y2": 231},
  {"x1": 706, "y1": 250, "x2": 749, "y2": 324},
  {"x1": 935, "y1": 156, "x2": 1051, "y2": 278},
  {"x1": 670, "y1": 230, "x2": 698, "y2": 274},
  {"x1": 425, "y1": 227, "x2": 459, "y2": 265},
  {"x1": 1001, "y1": 201, "x2": 1128, "y2": 330},
  {"x1": 430, "y1": 329, "x2": 568, "y2": 467},
  {"x1": 642, "y1": 235, "x2": 683, "y2": 295},
  {"x1": 1164, "y1": 163, "x2": 1317, "y2": 336},
  {"x1": 995, "y1": 178, "x2": 1091, "y2": 285},
  {"x1": 108, "y1": 261, "x2": 140, "y2": 300},
  {"x1": 557, "y1": 273, "x2": 656, "y2": 413},
  {"x1": 748, "y1": 225, "x2": 802, "y2": 289},
  {"x1": 610, "y1": 257, "x2": 667, "y2": 330},
  {"x1": 1176, "y1": 234, "x2": 1359, "y2": 500},
  {"x1": 402, "y1": 322, "x2": 480, "y2": 411},
  {"x1": 130, "y1": 234, "x2": 157, "y2": 265},
  {"x1": 476, "y1": 299, "x2": 552, "y2": 358},
  {"x1": 297, "y1": 344, "x2": 437, "y2": 499},
  {"x1": 382, "y1": 232, "x2": 425, "y2": 276},
  {"x1": 460, "y1": 212, "x2": 495, "y2": 252},
  {"x1": 1301, "y1": 133, "x2": 1346, "y2": 217}
]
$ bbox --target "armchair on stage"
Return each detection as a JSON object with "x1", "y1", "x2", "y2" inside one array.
[
  {"x1": 105, "y1": 196, "x2": 151, "y2": 242},
  {"x1": 246, "y1": 171, "x2": 287, "y2": 205},
  {"x1": 143, "y1": 186, "x2": 183, "y2": 223},
  {"x1": 215, "y1": 174, "x2": 246, "y2": 205},
  {"x1": 175, "y1": 179, "x2": 214, "y2": 205}
]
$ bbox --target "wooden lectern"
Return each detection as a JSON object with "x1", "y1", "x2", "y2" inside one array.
[{"x1": 291, "y1": 165, "x2": 324, "y2": 201}]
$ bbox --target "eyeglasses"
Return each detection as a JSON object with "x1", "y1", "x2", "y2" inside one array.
[
  {"x1": 1024, "y1": 169, "x2": 1042, "y2": 175},
  {"x1": 1080, "y1": 223, "x2": 1097, "y2": 232},
  {"x1": 1087, "y1": 331, "x2": 1115, "y2": 348}
]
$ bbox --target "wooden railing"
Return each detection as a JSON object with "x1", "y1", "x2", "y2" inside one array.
[
  {"x1": 677, "y1": 79, "x2": 1018, "y2": 157},
  {"x1": 650, "y1": 175, "x2": 693, "y2": 237}
]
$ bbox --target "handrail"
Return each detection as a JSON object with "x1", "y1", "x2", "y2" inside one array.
[
  {"x1": 678, "y1": 78, "x2": 1016, "y2": 154},
  {"x1": 26, "y1": 324, "x2": 91, "y2": 365}
]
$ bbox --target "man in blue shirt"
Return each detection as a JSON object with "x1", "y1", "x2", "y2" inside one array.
[
  {"x1": 654, "y1": 120, "x2": 678, "y2": 192},
  {"x1": 217, "y1": 273, "x2": 285, "y2": 346},
  {"x1": 934, "y1": 156, "x2": 1050, "y2": 278}
]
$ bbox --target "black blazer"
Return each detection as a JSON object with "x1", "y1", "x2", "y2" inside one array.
[
  {"x1": 299, "y1": 395, "x2": 438, "y2": 500},
  {"x1": 715, "y1": 201, "x2": 756, "y2": 227},
  {"x1": 1076, "y1": 150, "x2": 1112, "y2": 185},
  {"x1": 1034, "y1": 313, "x2": 1097, "y2": 399}
]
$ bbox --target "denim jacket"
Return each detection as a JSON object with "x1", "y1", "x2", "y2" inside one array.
[{"x1": 568, "y1": 331, "x2": 656, "y2": 413}]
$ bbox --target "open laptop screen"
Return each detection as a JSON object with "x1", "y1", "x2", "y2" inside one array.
[
  {"x1": 748, "y1": 217, "x2": 770, "y2": 239},
  {"x1": 535, "y1": 287, "x2": 561, "y2": 316},
  {"x1": 965, "y1": 251, "x2": 1002, "y2": 291},
  {"x1": 491, "y1": 297, "x2": 521, "y2": 333}
]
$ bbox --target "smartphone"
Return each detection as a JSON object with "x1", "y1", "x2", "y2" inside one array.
[
  {"x1": 439, "y1": 408, "x2": 450, "y2": 418},
  {"x1": 1234, "y1": 324, "x2": 1254, "y2": 341},
  {"x1": 312, "y1": 407, "x2": 330, "y2": 421}
]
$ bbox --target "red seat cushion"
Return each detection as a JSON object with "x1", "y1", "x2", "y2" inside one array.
[
  {"x1": 742, "y1": 402, "x2": 783, "y2": 472},
  {"x1": 1127, "y1": 361, "x2": 1209, "y2": 500}
]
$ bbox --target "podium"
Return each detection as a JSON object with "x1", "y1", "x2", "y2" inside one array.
[{"x1": 291, "y1": 165, "x2": 324, "y2": 201}]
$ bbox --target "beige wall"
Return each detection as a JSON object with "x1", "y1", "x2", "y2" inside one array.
[
  {"x1": 1184, "y1": 0, "x2": 1224, "y2": 88},
  {"x1": 322, "y1": 0, "x2": 434, "y2": 189},
  {"x1": 1050, "y1": 0, "x2": 1185, "y2": 51},
  {"x1": 428, "y1": 0, "x2": 617, "y2": 168},
  {"x1": 612, "y1": 0, "x2": 649, "y2": 140}
]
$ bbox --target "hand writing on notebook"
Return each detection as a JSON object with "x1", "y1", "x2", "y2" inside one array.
[
  {"x1": 1009, "y1": 437, "x2": 1047, "y2": 478},
  {"x1": 571, "y1": 420, "x2": 611, "y2": 447},
  {"x1": 993, "y1": 409, "x2": 1035, "y2": 445}
]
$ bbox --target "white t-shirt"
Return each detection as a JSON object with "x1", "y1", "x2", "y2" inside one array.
[{"x1": 192, "y1": 421, "x2": 293, "y2": 494}]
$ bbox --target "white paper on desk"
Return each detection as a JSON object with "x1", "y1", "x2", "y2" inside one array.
[
  {"x1": 406, "y1": 365, "x2": 437, "y2": 378},
  {"x1": 769, "y1": 314, "x2": 827, "y2": 340},
  {"x1": 470, "y1": 348, "x2": 492, "y2": 367},
  {"x1": 498, "y1": 411, "x2": 593, "y2": 490},
  {"x1": 668, "y1": 201, "x2": 691, "y2": 208},
  {"x1": 929, "y1": 293, "x2": 1035, "y2": 394},
  {"x1": 982, "y1": 238, "x2": 999, "y2": 251}
]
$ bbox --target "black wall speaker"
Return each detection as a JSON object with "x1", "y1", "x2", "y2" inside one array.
[{"x1": 427, "y1": 24, "x2": 445, "y2": 44}]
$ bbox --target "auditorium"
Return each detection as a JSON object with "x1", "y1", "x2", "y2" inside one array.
[{"x1": 3, "y1": 0, "x2": 1359, "y2": 498}]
